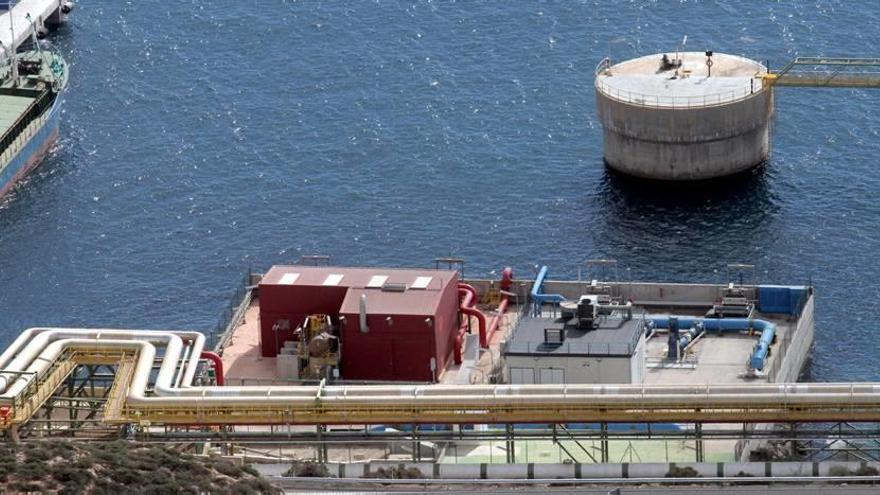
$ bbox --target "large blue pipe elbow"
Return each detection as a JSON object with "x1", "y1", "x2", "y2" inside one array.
[
  {"x1": 531, "y1": 266, "x2": 549, "y2": 298},
  {"x1": 530, "y1": 266, "x2": 566, "y2": 315},
  {"x1": 649, "y1": 316, "x2": 776, "y2": 371},
  {"x1": 749, "y1": 320, "x2": 776, "y2": 371}
]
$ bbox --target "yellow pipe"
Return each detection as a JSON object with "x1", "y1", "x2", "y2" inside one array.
[{"x1": 9, "y1": 329, "x2": 880, "y2": 429}]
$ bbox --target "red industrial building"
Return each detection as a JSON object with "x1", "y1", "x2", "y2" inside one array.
[{"x1": 258, "y1": 265, "x2": 460, "y2": 382}]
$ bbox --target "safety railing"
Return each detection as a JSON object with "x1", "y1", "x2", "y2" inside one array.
[
  {"x1": 4, "y1": 349, "x2": 78, "y2": 427},
  {"x1": 504, "y1": 340, "x2": 636, "y2": 357},
  {"x1": 0, "y1": 113, "x2": 47, "y2": 167},
  {"x1": 211, "y1": 267, "x2": 254, "y2": 351},
  {"x1": 0, "y1": 88, "x2": 53, "y2": 159},
  {"x1": 594, "y1": 77, "x2": 765, "y2": 109},
  {"x1": 765, "y1": 287, "x2": 812, "y2": 382},
  {"x1": 103, "y1": 352, "x2": 137, "y2": 422},
  {"x1": 594, "y1": 57, "x2": 611, "y2": 75}
]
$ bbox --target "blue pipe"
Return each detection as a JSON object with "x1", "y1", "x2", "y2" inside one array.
[
  {"x1": 666, "y1": 317, "x2": 680, "y2": 360},
  {"x1": 648, "y1": 316, "x2": 776, "y2": 371},
  {"x1": 530, "y1": 266, "x2": 566, "y2": 316}
]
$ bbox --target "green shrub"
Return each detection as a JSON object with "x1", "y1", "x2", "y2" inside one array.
[
  {"x1": 856, "y1": 465, "x2": 879, "y2": 476},
  {"x1": 17, "y1": 459, "x2": 48, "y2": 480},
  {"x1": 240, "y1": 463, "x2": 259, "y2": 477},
  {"x1": 0, "y1": 459, "x2": 16, "y2": 481},
  {"x1": 106, "y1": 465, "x2": 142, "y2": 485},
  {"x1": 665, "y1": 465, "x2": 700, "y2": 478},
  {"x1": 366, "y1": 466, "x2": 425, "y2": 479},
  {"x1": 2, "y1": 440, "x2": 278, "y2": 494},
  {"x1": 211, "y1": 459, "x2": 245, "y2": 478},
  {"x1": 9, "y1": 480, "x2": 43, "y2": 492},
  {"x1": 52, "y1": 464, "x2": 94, "y2": 486},
  {"x1": 229, "y1": 477, "x2": 281, "y2": 494},
  {"x1": 284, "y1": 460, "x2": 331, "y2": 478},
  {"x1": 748, "y1": 447, "x2": 771, "y2": 462},
  {"x1": 829, "y1": 465, "x2": 853, "y2": 477}
]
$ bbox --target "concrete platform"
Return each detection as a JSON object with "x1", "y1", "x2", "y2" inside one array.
[
  {"x1": 644, "y1": 310, "x2": 794, "y2": 385},
  {"x1": 597, "y1": 52, "x2": 766, "y2": 108},
  {"x1": 217, "y1": 276, "x2": 813, "y2": 389},
  {"x1": 220, "y1": 293, "x2": 523, "y2": 386},
  {"x1": 218, "y1": 300, "x2": 281, "y2": 385},
  {"x1": 0, "y1": 0, "x2": 70, "y2": 50}
]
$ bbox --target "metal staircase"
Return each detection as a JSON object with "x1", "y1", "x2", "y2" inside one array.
[
  {"x1": 0, "y1": 351, "x2": 78, "y2": 430},
  {"x1": 102, "y1": 352, "x2": 137, "y2": 423}
]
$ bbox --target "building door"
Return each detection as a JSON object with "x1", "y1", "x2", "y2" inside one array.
[
  {"x1": 539, "y1": 368, "x2": 565, "y2": 384},
  {"x1": 509, "y1": 367, "x2": 535, "y2": 384}
]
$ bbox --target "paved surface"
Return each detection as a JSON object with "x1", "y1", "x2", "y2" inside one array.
[
  {"x1": 0, "y1": 0, "x2": 63, "y2": 49},
  {"x1": 596, "y1": 52, "x2": 765, "y2": 106},
  {"x1": 644, "y1": 311, "x2": 792, "y2": 386},
  {"x1": 222, "y1": 300, "x2": 280, "y2": 383}
]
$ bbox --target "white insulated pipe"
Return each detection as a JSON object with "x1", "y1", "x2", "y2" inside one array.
[
  {"x1": 173, "y1": 342, "x2": 191, "y2": 389},
  {"x1": 8, "y1": 328, "x2": 880, "y2": 414},
  {"x1": 0, "y1": 329, "x2": 204, "y2": 395},
  {"x1": 0, "y1": 339, "x2": 155, "y2": 401}
]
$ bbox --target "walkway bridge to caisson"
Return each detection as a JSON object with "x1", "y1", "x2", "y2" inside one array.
[{"x1": 764, "y1": 57, "x2": 880, "y2": 88}]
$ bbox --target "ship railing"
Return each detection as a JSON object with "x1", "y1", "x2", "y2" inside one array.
[
  {"x1": 0, "y1": 87, "x2": 52, "y2": 161},
  {"x1": 0, "y1": 112, "x2": 45, "y2": 168},
  {"x1": 594, "y1": 77, "x2": 765, "y2": 109}
]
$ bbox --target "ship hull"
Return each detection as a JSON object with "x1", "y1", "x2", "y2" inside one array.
[{"x1": 0, "y1": 94, "x2": 63, "y2": 200}]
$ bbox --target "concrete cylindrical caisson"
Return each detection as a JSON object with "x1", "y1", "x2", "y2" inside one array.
[{"x1": 595, "y1": 52, "x2": 774, "y2": 181}]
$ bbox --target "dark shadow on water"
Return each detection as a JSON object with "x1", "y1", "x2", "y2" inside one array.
[
  {"x1": 583, "y1": 161, "x2": 781, "y2": 281},
  {"x1": 593, "y1": 161, "x2": 779, "y2": 232},
  {"x1": 599, "y1": 161, "x2": 774, "y2": 208}
]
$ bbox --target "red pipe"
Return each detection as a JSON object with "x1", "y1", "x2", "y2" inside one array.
[
  {"x1": 453, "y1": 288, "x2": 472, "y2": 365},
  {"x1": 484, "y1": 268, "x2": 513, "y2": 346},
  {"x1": 458, "y1": 284, "x2": 487, "y2": 348},
  {"x1": 500, "y1": 267, "x2": 514, "y2": 292},
  {"x1": 454, "y1": 286, "x2": 484, "y2": 364},
  {"x1": 200, "y1": 351, "x2": 225, "y2": 386},
  {"x1": 458, "y1": 283, "x2": 478, "y2": 304},
  {"x1": 486, "y1": 297, "x2": 509, "y2": 346}
]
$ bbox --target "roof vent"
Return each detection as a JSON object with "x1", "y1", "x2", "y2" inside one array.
[
  {"x1": 543, "y1": 328, "x2": 566, "y2": 346},
  {"x1": 381, "y1": 282, "x2": 407, "y2": 293}
]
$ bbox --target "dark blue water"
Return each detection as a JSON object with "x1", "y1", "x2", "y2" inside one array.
[{"x1": 0, "y1": 1, "x2": 878, "y2": 381}]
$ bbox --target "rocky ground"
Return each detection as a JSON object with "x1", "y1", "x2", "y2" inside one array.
[{"x1": 0, "y1": 440, "x2": 280, "y2": 494}]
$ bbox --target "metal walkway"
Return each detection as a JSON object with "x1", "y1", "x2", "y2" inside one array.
[
  {"x1": 8, "y1": 329, "x2": 880, "y2": 434},
  {"x1": 10, "y1": 344, "x2": 880, "y2": 428},
  {"x1": 765, "y1": 57, "x2": 880, "y2": 88}
]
